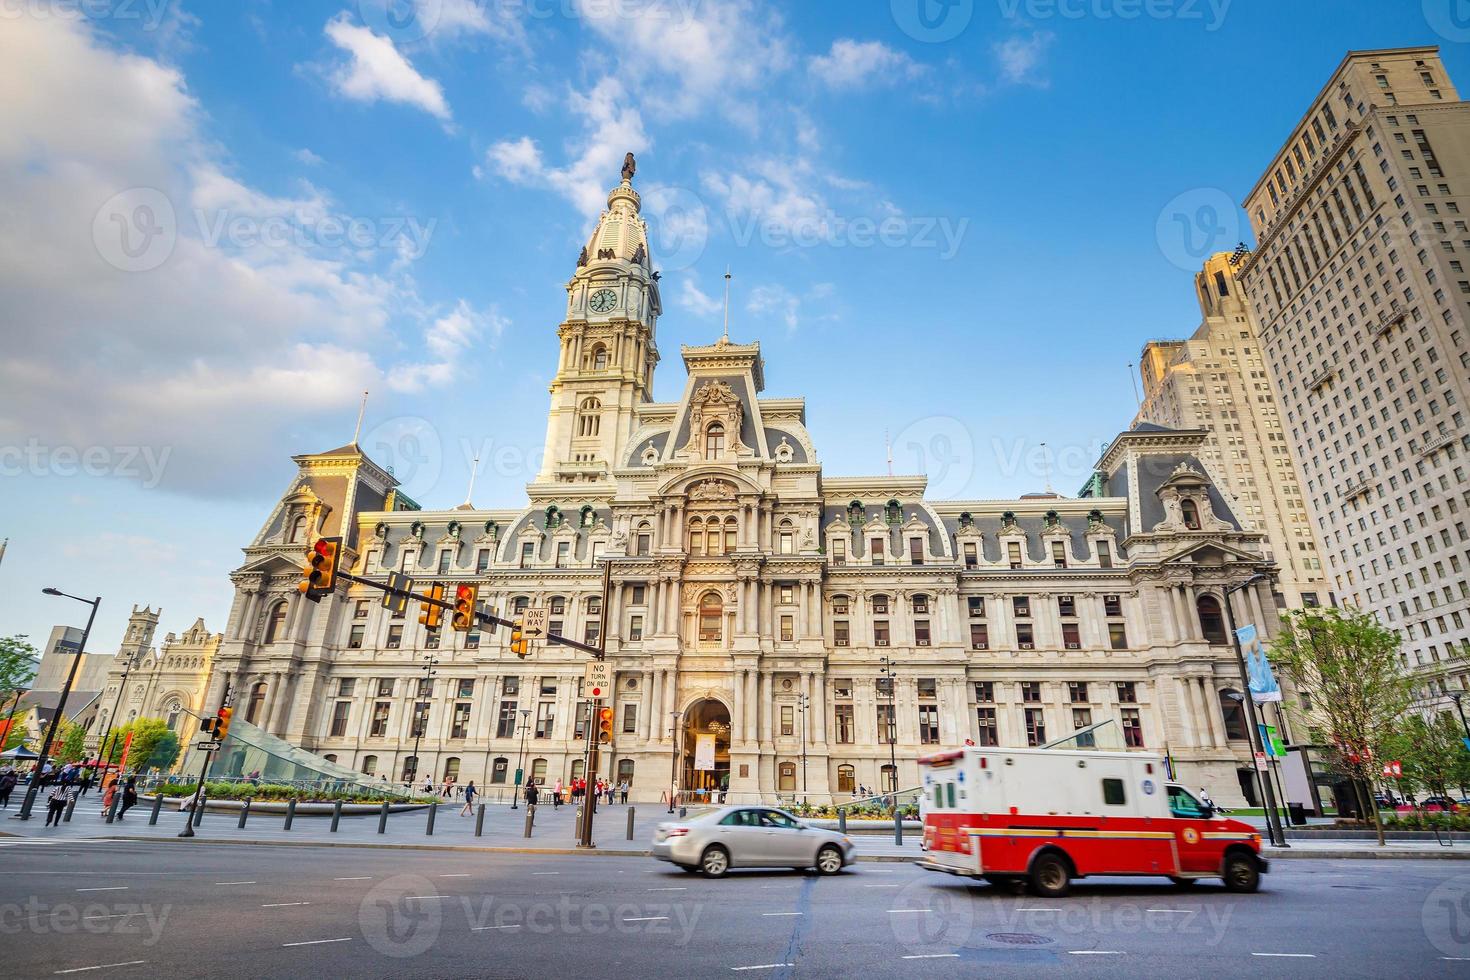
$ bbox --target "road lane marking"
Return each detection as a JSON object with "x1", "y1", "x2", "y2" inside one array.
[
  {"x1": 731, "y1": 965, "x2": 794, "y2": 972},
  {"x1": 649, "y1": 887, "x2": 686, "y2": 891},
  {"x1": 404, "y1": 896, "x2": 445, "y2": 901},
  {"x1": 75, "y1": 887, "x2": 128, "y2": 892},
  {"x1": 1145, "y1": 909, "x2": 1189, "y2": 913},
  {"x1": 762, "y1": 912, "x2": 803, "y2": 917},
  {"x1": 902, "y1": 954, "x2": 959, "y2": 960},
  {"x1": 1069, "y1": 951, "x2": 1124, "y2": 955},
  {"x1": 54, "y1": 961, "x2": 147, "y2": 974},
  {"x1": 82, "y1": 913, "x2": 143, "y2": 921},
  {"x1": 531, "y1": 872, "x2": 560, "y2": 876},
  {"x1": 1019, "y1": 908, "x2": 1063, "y2": 912},
  {"x1": 439, "y1": 874, "x2": 470, "y2": 877},
  {"x1": 472, "y1": 925, "x2": 522, "y2": 931},
  {"x1": 262, "y1": 902, "x2": 310, "y2": 908},
  {"x1": 888, "y1": 908, "x2": 932, "y2": 914},
  {"x1": 215, "y1": 881, "x2": 256, "y2": 885},
  {"x1": 282, "y1": 938, "x2": 352, "y2": 948},
  {"x1": 1252, "y1": 953, "x2": 1314, "y2": 958},
  {"x1": 623, "y1": 916, "x2": 670, "y2": 923},
  {"x1": 334, "y1": 876, "x2": 372, "y2": 881}
]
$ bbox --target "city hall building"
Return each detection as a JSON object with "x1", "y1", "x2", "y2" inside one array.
[{"x1": 100, "y1": 166, "x2": 1285, "y2": 805}]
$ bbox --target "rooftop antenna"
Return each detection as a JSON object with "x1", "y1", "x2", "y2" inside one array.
[
  {"x1": 1040, "y1": 441, "x2": 1054, "y2": 495},
  {"x1": 461, "y1": 454, "x2": 481, "y2": 509},
  {"x1": 885, "y1": 428, "x2": 893, "y2": 477},
  {"x1": 722, "y1": 266, "x2": 732, "y2": 343},
  {"x1": 1127, "y1": 363, "x2": 1141, "y2": 409},
  {"x1": 352, "y1": 390, "x2": 369, "y2": 445}
]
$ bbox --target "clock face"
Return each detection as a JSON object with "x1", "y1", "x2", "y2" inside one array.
[{"x1": 588, "y1": 288, "x2": 617, "y2": 314}]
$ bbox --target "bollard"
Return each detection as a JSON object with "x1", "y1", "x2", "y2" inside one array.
[
  {"x1": 573, "y1": 806, "x2": 582, "y2": 840},
  {"x1": 475, "y1": 803, "x2": 486, "y2": 838},
  {"x1": 426, "y1": 802, "x2": 437, "y2": 836},
  {"x1": 678, "y1": 806, "x2": 686, "y2": 818},
  {"x1": 64, "y1": 793, "x2": 79, "y2": 823},
  {"x1": 838, "y1": 809, "x2": 847, "y2": 834},
  {"x1": 238, "y1": 797, "x2": 252, "y2": 829},
  {"x1": 523, "y1": 805, "x2": 534, "y2": 838},
  {"x1": 893, "y1": 808, "x2": 902, "y2": 846},
  {"x1": 148, "y1": 793, "x2": 163, "y2": 826},
  {"x1": 626, "y1": 806, "x2": 635, "y2": 841},
  {"x1": 193, "y1": 796, "x2": 205, "y2": 827},
  {"x1": 284, "y1": 798, "x2": 297, "y2": 831},
  {"x1": 378, "y1": 800, "x2": 390, "y2": 834},
  {"x1": 331, "y1": 799, "x2": 343, "y2": 833}
]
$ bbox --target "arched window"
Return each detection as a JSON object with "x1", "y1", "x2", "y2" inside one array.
[
  {"x1": 443, "y1": 757, "x2": 461, "y2": 781},
  {"x1": 706, "y1": 518, "x2": 723, "y2": 556},
  {"x1": 591, "y1": 345, "x2": 608, "y2": 370},
  {"x1": 571, "y1": 759, "x2": 585, "y2": 781},
  {"x1": 323, "y1": 754, "x2": 338, "y2": 764},
  {"x1": 1180, "y1": 498, "x2": 1201, "y2": 530},
  {"x1": 165, "y1": 702, "x2": 180, "y2": 731},
  {"x1": 699, "y1": 592, "x2": 724, "y2": 644},
  {"x1": 1219, "y1": 689, "x2": 1248, "y2": 740},
  {"x1": 263, "y1": 601, "x2": 288, "y2": 644},
  {"x1": 880, "y1": 763, "x2": 898, "y2": 793},
  {"x1": 245, "y1": 681, "x2": 267, "y2": 724},
  {"x1": 361, "y1": 754, "x2": 378, "y2": 776},
  {"x1": 724, "y1": 517, "x2": 737, "y2": 553},
  {"x1": 402, "y1": 756, "x2": 419, "y2": 781},
  {"x1": 837, "y1": 764, "x2": 855, "y2": 793},
  {"x1": 778, "y1": 519, "x2": 795, "y2": 555},
  {"x1": 531, "y1": 758, "x2": 547, "y2": 782},
  {"x1": 578, "y1": 397, "x2": 602, "y2": 437},
  {"x1": 778, "y1": 762, "x2": 796, "y2": 792},
  {"x1": 885, "y1": 499, "x2": 902, "y2": 524},
  {"x1": 491, "y1": 757, "x2": 508, "y2": 784},
  {"x1": 617, "y1": 759, "x2": 635, "y2": 784},
  {"x1": 688, "y1": 517, "x2": 705, "y2": 556},
  {"x1": 288, "y1": 514, "x2": 306, "y2": 544},
  {"x1": 705, "y1": 422, "x2": 725, "y2": 459},
  {"x1": 1197, "y1": 595, "x2": 1227, "y2": 645}
]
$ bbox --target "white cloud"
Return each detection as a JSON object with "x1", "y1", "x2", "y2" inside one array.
[
  {"x1": 0, "y1": 15, "x2": 474, "y2": 497},
  {"x1": 295, "y1": 147, "x2": 324, "y2": 166},
  {"x1": 388, "y1": 300, "x2": 507, "y2": 393},
  {"x1": 323, "y1": 13, "x2": 451, "y2": 122},
  {"x1": 809, "y1": 39, "x2": 924, "y2": 89},
  {"x1": 428, "y1": 0, "x2": 526, "y2": 46},
  {"x1": 482, "y1": 77, "x2": 648, "y2": 215},
  {"x1": 702, "y1": 156, "x2": 830, "y2": 240},
  {"x1": 678, "y1": 277, "x2": 723, "y2": 318},
  {"x1": 993, "y1": 31, "x2": 1053, "y2": 86},
  {"x1": 747, "y1": 284, "x2": 800, "y2": 332}
]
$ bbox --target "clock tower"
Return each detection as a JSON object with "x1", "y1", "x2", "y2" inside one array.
[{"x1": 535, "y1": 155, "x2": 662, "y2": 487}]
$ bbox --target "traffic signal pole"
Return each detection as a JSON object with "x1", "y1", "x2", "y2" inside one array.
[
  {"x1": 578, "y1": 559, "x2": 613, "y2": 849},
  {"x1": 179, "y1": 682, "x2": 231, "y2": 838}
]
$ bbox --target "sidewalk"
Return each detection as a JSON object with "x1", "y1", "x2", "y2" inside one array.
[{"x1": 6, "y1": 794, "x2": 1467, "y2": 860}]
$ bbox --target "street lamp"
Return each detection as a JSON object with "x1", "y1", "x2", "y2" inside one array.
[
  {"x1": 408, "y1": 654, "x2": 437, "y2": 789},
  {"x1": 510, "y1": 708, "x2": 531, "y2": 808},
  {"x1": 1222, "y1": 573, "x2": 1288, "y2": 848},
  {"x1": 879, "y1": 656, "x2": 897, "y2": 799},
  {"x1": 667, "y1": 710, "x2": 682, "y2": 813},
  {"x1": 1447, "y1": 691, "x2": 1470, "y2": 746},
  {"x1": 95, "y1": 652, "x2": 134, "y2": 782},
  {"x1": 18, "y1": 590, "x2": 100, "y2": 820},
  {"x1": 796, "y1": 693, "x2": 809, "y2": 799}
]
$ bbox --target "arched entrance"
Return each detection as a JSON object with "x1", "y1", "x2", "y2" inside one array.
[{"x1": 679, "y1": 699, "x2": 732, "y2": 801}]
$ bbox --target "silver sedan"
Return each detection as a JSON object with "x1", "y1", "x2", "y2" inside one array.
[{"x1": 651, "y1": 805, "x2": 856, "y2": 877}]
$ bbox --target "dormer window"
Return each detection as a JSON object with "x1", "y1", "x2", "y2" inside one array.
[
  {"x1": 288, "y1": 514, "x2": 307, "y2": 544},
  {"x1": 705, "y1": 422, "x2": 725, "y2": 459},
  {"x1": 1181, "y1": 499, "x2": 1201, "y2": 530},
  {"x1": 779, "y1": 520, "x2": 795, "y2": 555}
]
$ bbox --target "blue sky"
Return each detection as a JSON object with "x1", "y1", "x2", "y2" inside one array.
[{"x1": 2, "y1": 0, "x2": 1464, "y2": 652}]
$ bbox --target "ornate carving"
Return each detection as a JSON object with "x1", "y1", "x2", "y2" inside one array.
[
  {"x1": 577, "y1": 246, "x2": 588, "y2": 268},
  {"x1": 689, "y1": 478, "x2": 735, "y2": 501}
]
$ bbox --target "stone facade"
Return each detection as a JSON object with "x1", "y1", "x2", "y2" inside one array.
[{"x1": 114, "y1": 167, "x2": 1284, "y2": 805}]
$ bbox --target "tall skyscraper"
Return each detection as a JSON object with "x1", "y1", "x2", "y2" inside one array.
[
  {"x1": 1136, "y1": 253, "x2": 1330, "y2": 609},
  {"x1": 1236, "y1": 47, "x2": 1470, "y2": 690}
]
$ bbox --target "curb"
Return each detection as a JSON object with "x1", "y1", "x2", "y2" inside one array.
[{"x1": 1264, "y1": 847, "x2": 1470, "y2": 860}]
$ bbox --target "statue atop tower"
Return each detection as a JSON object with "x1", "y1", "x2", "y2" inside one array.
[{"x1": 621, "y1": 151, "x2": 636, "y2": 183}]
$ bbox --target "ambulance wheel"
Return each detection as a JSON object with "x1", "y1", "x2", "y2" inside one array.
[
  {"x1": 1028, "y1": 853, "x2": 1072, "y2": 898},
  {"x1": 1222, "y1": 852, "x2": 1260, "y2": 893},
  {"x1": 1168, "y1": 876, "x2": 1199, "y2": 888}
]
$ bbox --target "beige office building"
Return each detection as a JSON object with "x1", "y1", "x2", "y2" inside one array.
[
  {"x1": 1136, "y1": 253, "x2": 1331, "y2": 610},
  {"x1": 1235, "y1": 47, "x2": 1470, "y2": 692}
]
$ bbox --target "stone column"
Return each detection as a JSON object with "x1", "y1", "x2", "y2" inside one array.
[
  {"x1": 813, "y1": 671, "x2": 827, "y2": 743},
  {"x1": 647, "y1": 668, "x2": 662, "y2": 743},
  {"x1": 664, "y1": 670, "x2": 677, "y2": 728},
  {"x1": 746, "y1": 669, "x2": 758, "y2": 743},
  {"x1": 1174, "y1": 677, "x2": 1199, "y2": 746},
  {"x1": 1201, "y1": 677, "x2": 1227, "y2": 748},
  {"x1": 759, "y1": 672, "x2": 772, "y2": 743}
]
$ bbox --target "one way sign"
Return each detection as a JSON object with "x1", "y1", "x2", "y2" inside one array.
[{"x1": 522, "y1": 607, "x2": 549, "y2": 639}]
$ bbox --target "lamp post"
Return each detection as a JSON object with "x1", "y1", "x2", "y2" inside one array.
[
  {"x1": 95, "y1": 652, "x2": 134, "y2": 782},
  {"x1": 879, "y1": 656, "x2": 897, "y2": 799},
  {"x1": 667, "y1": 710, "x2": 682, "y2": 813},
  {"x1": 796, "y1": 693, "x2": 809, "y2": 799},
  {"x1": 408, "y1": 654, "x2": 437, "y2": 789},
  {"x1": 510, "y1": 708, "x2": 531, "y2": 808},
  {"x1": 1222, "y1": 573, "x2": 1288, "y2": 847},
  {"x1": 1448, "y1": 691, "x2": 1470, "y2": 746},
  {"x1": 19, "y1": 590, "x2": 100, "y2": 820}
]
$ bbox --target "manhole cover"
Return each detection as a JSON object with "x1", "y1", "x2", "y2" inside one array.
[{"x1": 986, "y1": 933, "x2": 1054, "y2": 946}]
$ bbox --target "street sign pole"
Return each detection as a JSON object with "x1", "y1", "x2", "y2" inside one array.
[
  {"x1": 578, "y1": 558, "x2": 612, "y2": 849},
  {"x1": 180, "y1": 682, "x2": 230, "y2": 838}
]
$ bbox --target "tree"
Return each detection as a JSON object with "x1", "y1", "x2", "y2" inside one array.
[
  {"x1": 145, "y1": 730, "x2": 180, "y2": 773},
  {"x1": 1270, "y1": 606, "x2": 1413, "y2": 846},
  {"x1": 2, "y1": 708, "x2": 30, "y2": 751},
  {"x1": 55, "y1": 719, "x2": 88, "y2": 765},
  {"x1": 0, "y1": 635, "x2": 39, "y2": 706},
  {"x1": 1393, "y1": 713, "x2": 1467, "y2": 800},
  {"x1": 103, "y1": 718, "x2": 175, "y2": 772}
]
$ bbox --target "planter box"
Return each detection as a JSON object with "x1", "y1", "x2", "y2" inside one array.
[{"x1": 144, "y1": 795, "x2": 427, "y2": 815}]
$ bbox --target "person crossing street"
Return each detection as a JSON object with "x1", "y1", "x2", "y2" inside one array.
[{"x1": 460, "y1": 780, "x2": 477, "y2": 816}]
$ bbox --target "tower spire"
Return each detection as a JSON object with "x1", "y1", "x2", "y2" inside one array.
[
  {"x1": 352, "y1": 390, "x2": 369, "y2": 446},
  {"x1": 722, "y1": 267, "x2": 732, "y2": 344},
  {"x1": 459, "y1": 454, "x2": 480, "y2": 510}
]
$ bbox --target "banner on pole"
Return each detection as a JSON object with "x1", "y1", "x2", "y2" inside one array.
[
  {"x1": 694, "y1": 733, "x2": 716, "y2": 771},
  {"x1": 1237, "y1": 623, "x2": 1282, "y2": 702}
]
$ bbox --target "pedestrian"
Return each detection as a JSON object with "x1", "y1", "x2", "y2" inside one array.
[
  {"x1": 1198, "y1": 786, "x2": 1216, "y2": 812},
  {"x1": 100, "y1": 776, "x2": 117, "y2": 818},
  {"x1": 0, "y1": 768, "x2": 16, "y2": 808},
  {"x1": 619, "y1": 780, "x2": 629, "y2": 804},
  {"x1": 552, "y1": 778, "x2": 563, "y2": 809},
  {"x1": 44, "y1": 781, "x2": 69, "y2": 827},
  {"x1": 80, "y1": 770, "x2": 93, "y2": 796},
  {"x1": 460, "y1": 781, "x2": 477, "y2": 816},
  {"x1": 118, "y1": 777, "x2": 138, "y2": 820},
  {"x1": 525, "y1": 780, "x2": 538, "y2": 809}
]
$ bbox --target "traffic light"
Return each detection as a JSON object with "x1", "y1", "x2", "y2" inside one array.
[
  {"x1": 299, "y1": 537, "x2": 341, "y2": 602},
  {"x1": 597, "y1": 706, "x2": 614, "y2": 744},
  {"x1": 452, "y1": 584, "x2": 478, "y2": 632},
  {"x1": 419, "y1": 583, "x2": 445, "y2": 632},
  {"x1": 214, "y1": 705, "x2": 234, "y2": 743},
  {"x1": 509, "y1": 623, "x2": 528, "y2": 658}
]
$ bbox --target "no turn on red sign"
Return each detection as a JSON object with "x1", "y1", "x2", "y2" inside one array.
[{"x1": 584, "y1": 660, "x2": 612, "y2": 699}]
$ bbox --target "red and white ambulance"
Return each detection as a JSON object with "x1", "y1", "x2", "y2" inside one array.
[{"x1": 917, "y1": 746, "x2": 1268, "y2": 896}]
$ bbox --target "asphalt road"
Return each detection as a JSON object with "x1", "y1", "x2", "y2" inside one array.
[{"x1": 0, "y1": 838, "x2": 1466, "y2": 978}]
